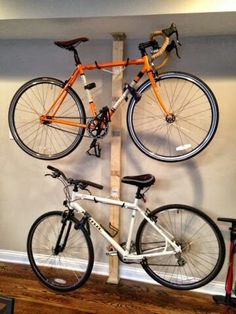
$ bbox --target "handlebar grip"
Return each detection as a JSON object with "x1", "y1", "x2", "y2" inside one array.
[
  {"x1": 47, "y1": 165, "x2": 103, "y2": 190},
  {"x1": 47, "y1": 165, "x2": 67, "y2": 180},
  {"x1": 47, "y1": 165, "x2": 60, "y2": 172},
  {"x1": 83, "y1": 180, "x2": 103, "y2": 190}
]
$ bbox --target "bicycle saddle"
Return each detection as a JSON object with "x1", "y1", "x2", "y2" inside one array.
[
  {"x1": 54, "y1": 37, "x2": 89, "y2": 50},
  {"x1": 122, "y1": 174, "x2": 155, "y2": 189}
]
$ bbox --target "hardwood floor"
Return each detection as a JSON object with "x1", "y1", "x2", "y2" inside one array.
[{"x1": 0, "y1": 262, "x2": 234, "y2": 314}]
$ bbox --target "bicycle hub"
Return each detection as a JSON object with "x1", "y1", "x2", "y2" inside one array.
[
  {"x1": 165, "y1": 113, "x2": 176, "y2": 123},
  {"x1": 40, "y1": 115, "x2": 52, "y2": 125}
]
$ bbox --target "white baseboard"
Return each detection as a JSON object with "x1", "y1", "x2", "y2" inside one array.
[{"x1": 0, "y1": 249, "x2": 225, "y2": 296}]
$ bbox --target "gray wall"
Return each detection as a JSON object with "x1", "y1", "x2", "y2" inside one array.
[{"x1": 0, "y1": 34, "x2": 236, "y2": 283}]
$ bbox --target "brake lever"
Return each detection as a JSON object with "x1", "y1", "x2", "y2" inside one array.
[
  {"x1": 175, "y1": 29, "x2": 182, "y2": 46},
  {"x1": 163, "y1": 23, "x2": 182, "y2": 47},
  {"x1": 45, "y1": 173, "x2": 55, "y2": 178},
  {"x1": 166, "y1": 40, "x2": 181, "y2": 58},
  {"x1": 174, "y1": 41, "x2": 181, "y2": 58},
  {"x1": 45, "y1": 172, "x2": 59, "y2": 179}
]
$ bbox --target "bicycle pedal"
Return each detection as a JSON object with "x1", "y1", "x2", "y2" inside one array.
[{"x1": 87, "y1": 139, "x2": 101, "y2": 158}]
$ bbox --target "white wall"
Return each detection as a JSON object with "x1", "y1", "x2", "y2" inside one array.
[
  {"x1": 0, "y1": 34, "x2": 236, "y2": 286},
  {"x1": 0, "y1": 39, "x2": 113, "y2": 260},
  {"x1": 1, "y1": 0, "x2": 235, "y2": 19}
]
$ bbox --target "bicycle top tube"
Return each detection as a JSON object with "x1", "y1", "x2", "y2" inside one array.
[
  {"x1": 55, "y1": 23, "x2": 181, "y2": 77},
  {"x1": 55, "y1": 36, "x2": 145, "y2": 70},
  {"x1": 47, "y1": 165, "x2": 155, "y2": 205},
  {"x1": 71, "y1": 191, "x2": 138, "y2": 210},
  {"x1": 81, "y1": 58, "x2": 144, "y2": 71}
]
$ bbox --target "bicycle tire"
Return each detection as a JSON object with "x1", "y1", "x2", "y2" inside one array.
[
  {"x1": 9, "y1": 77, "x2": 86, "y2": 160},
  {"x1": 136, "y1": 204, "x2": 225, "y2": 290},
  {"x1": 27, "y1": 211, "x2": 94, "y2": 292},
  {"x1": 127, "y1": 72, "x2": 219, "y2": 162}
]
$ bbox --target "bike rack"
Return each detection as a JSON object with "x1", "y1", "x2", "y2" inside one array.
[
  {"x1": 213, "y1": 217, "x2": 236, "y2": 307},
  {"x1": 107, "y1": 32, "x2": 126, "y2": 285}
]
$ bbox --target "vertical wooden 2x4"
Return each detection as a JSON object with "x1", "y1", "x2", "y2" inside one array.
[{"x1": 107, "y1": 32, "x2": 126, "y2": 284}]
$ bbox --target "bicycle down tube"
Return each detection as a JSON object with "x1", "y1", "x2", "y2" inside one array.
[{"x1": 69, "y1": 191, "x2": 182, "y2": 260}]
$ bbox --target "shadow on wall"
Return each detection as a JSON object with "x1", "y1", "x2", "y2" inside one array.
[{"x1": 125, "y1": 138, "x2": 203, "y2": 208}]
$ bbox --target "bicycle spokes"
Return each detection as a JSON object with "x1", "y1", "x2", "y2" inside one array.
[
  {"x1": 9, "y1": 78, "x2": 86, "y2": 160},
  {"x1": 127, "y1": 72, "x2": 218, "y2": 162},
  {"x1": 27, "y1": 211, "x2": 94, "y2": 292}
]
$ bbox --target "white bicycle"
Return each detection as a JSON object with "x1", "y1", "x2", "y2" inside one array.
[{"x1": 27, "y1": 166, "x2": 225, "y2": 292}]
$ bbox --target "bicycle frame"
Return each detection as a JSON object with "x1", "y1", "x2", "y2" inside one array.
[
  {"x1": 40, "y1": 55, "x2": 171, "y2": 127},
  {"x1": 68, "y1": 190, "x2": 181, "y2": 261}
]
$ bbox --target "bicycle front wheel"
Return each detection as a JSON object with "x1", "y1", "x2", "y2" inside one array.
[
  {"x1": 127, "y1": 72, "x2": 219, "y2": 162},
  {"x1": 9, "y1": 77, "x2": 86, "y2": 160},
  {"x1": 136, "y1": 204, "x2": 225, "y2": 290},
  {"x1": 27, "y1": 211, "x2": 94, "y2": 292}
]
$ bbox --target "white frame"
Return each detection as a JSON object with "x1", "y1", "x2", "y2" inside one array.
[{"x1": 68, "y1": 190, "x2": 182, "y2": 261}]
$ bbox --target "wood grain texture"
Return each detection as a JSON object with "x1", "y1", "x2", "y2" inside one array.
[
  {"x1": 0, "y1": 262, "x2": 234, "y2": 314},
  {"x1": 108, "y1": 35, "x2": 125, "y2": 284}
]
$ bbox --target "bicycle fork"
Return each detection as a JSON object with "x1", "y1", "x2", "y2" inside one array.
[
  {"x1": 143, "y1": 55, "x2": 174, "y2": 121},
  {"x1": 53, "y1": 212, "x2": 73, "y2": 255}
]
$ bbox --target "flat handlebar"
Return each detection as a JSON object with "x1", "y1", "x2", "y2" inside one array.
[{"x1": 47, "y1": 165, "x2": 103, "y2": 190}]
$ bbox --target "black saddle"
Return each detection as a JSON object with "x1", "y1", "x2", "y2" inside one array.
[
  {"x1": 122, "y1": 174, "x2": 155, "y2": 189},
  {"x1": 54, "y1": 37, "x2": 89, "y2": 50}
]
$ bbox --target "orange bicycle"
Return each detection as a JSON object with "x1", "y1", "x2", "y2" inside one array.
[{"x1": 8, "y1": 24, "x2": 219, "y2": 162}]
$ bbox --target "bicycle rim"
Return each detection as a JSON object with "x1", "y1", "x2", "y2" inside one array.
[
  {"x1": 9, "y1": 77, "x2": 86, "y2": 160},
  {"x1": 136, "y1": 204, "x2": 225, "y2": 290},
  {"x1": 127, "y1": 72, "x2": 219, "y2": 162},
  {"x1": 27, "y1": 211, "x2": 94, "y2": 292}
]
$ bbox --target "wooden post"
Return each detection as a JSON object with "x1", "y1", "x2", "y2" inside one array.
[{"x1": 107, "y1": 32, "x2": 126, "y2": 284}]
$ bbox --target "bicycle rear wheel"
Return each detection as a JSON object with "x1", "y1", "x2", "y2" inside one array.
[
  {"x1": 9, "y1": 77, "x2": 86, "y2": 160},
  {"x1": 27, "y1": 211, "x2": 94, "y2": 292},
  {"x1": 127, "y1": 72, "x2": 219, "y2": 162},
  {"x1": 136, "y1": 204, "x2": 225, "y2": 290}
]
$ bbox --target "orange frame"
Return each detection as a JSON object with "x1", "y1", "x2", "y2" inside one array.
[{"x1": 40, "y1": 55, "x2": 170, "y2": 128}]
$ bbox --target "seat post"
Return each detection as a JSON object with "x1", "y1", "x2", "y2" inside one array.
[
  {"x1": 71, "y1": 47, "x2": 81, "y2": 65},
  {"x1": 135, "y1": 187, "x2": 142, "y2": 199}
]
